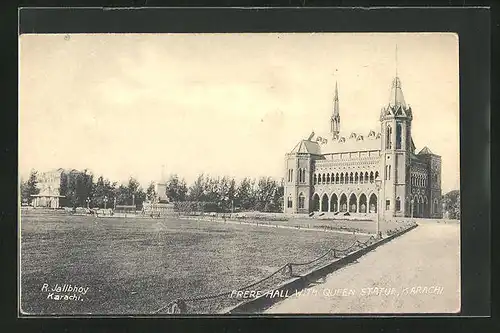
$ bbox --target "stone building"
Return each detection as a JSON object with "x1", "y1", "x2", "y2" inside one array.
[
  {"x1": 284, "y1": 76, "x2": 442, "y2": 218},
  {"x1": 30, "y1": 168, "x2": 66, "y2": 208}
]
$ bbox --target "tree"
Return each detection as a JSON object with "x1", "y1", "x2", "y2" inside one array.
[
  {"x1": 443, "y1": 190, "x2": 460, "y2": 220},
  {"x1": 188, "y1": 174, "x2": 205, "y2": 201},
  {"x1": 114, "y1": 184, "x2": 130, "y2": 206},
  {"x1": 146, "y1": 182, "x2": 157, "y2": 201},
  {"x1": 58, "y1": 170, "x2": 93, "y2": 208},
  {"x1": 90, "y1": 176, "x2": 116, "y2": 208},
  {"x1": 127, "y1": 177, "x2": 146, "y2": 208},
  {"x1": 166, "y1": 174, "x2": 188, "y2": 202},
  {"x1": 21, "y1": 170, "x2": 40, "y2": 204},
  {"x1": 235, "y1": 177, "x2": 255, "y2": 211}
]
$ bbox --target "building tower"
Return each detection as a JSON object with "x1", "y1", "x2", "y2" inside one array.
[
  {"x1": 379, "y1": 75, "x2": 413, "y2": 218},
  {"x1": 283, "y1": 134, "x2": 321, "y2": 214},
  {"x1": 330, "y1": 82, "x2": 341, "y2": 139}
]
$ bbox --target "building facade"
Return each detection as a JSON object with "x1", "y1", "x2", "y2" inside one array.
[
  {"x1": 31, "y1": 168, "x2": 66, "y2": 208},
  {"x1": 284, "y1": 76, "x2": 442, "y2": 218},
  {"x1": 30, "y1": 168, "x2": 86, "y2": 208}
]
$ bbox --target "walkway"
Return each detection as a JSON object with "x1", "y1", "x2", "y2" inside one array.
[{"x1": 265, "y1": 220, "x2": 460, "y2": 314}]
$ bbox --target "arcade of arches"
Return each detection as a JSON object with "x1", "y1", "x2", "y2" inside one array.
[
  {"x1": 311, "y1": 192, "x2": 378, "y2": 214},
  {"x1": 311, "y1": 192, "x2": 430, "y2": 217}
]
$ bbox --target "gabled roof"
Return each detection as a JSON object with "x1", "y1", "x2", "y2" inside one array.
[
  {"x1": 290, "y1": 140, "x2": 322, "y2": 155},
  {"x1": 418, "y1": 146, "x2": 433, "y2": 155}
]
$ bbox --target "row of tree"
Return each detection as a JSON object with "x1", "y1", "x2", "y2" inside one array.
[{"x1": 20, "y1": 170, "x2": 285, "y2": 213}]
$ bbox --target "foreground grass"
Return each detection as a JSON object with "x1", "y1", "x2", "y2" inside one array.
[{"x1": 20, "y1": 213, "x2": 368, "y2": 315}]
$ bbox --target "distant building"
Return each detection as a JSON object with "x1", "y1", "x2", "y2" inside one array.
[
  {"x1": 31, "y1": 168, "x2": 85, "y2": 208},
  {"x1": 284, "y1": 76, "x2": 442, "y2": 218}
]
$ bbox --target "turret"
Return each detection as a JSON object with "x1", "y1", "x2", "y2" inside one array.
[{"x1": 380, "y1": 76, "x2": 413, "y2": 217}]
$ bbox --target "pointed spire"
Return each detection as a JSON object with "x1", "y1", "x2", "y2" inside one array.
[
  {"x1": 389, "y1": 77, "x2": 406, "y2": 108},
  {"x1": 388, "y1": 44, "x2": 406, "y2": 108},
  {"x1": 331, "y1": 81, "x2": 340, "y2": 138},
  {"x1": 333, "y1": 81, "x2": 339, "y2": 115},
  {"x1": 395, "y1": 44, "x2": 398, "y2": 77}
]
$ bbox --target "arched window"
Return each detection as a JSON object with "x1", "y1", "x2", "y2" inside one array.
[
  {"x1": 365, "y1": 172, "x2": 369, "y2": 183},
  {"x1": 314, "y1": 174, "x2": 317, "y2": 185},
  {"x1": 335, "y1": 173, "x2": 339, "y2": 184},
  {"x1": 330, "y1": 194, "x2": 338, "y2": 212},
  {"x1": 322, "y1": 174, "x2": 326, "y2": 184},
  {"x1": 359, "y1": 194, "x2": 367, "y2": 213},
  {"x1": 340, "y1": 173, "x2": 344, "y2": 184},
  {"x1": 370, "y1": 171, "x2": 374, "y2": 183},
  {"x1": 396, "y1": 123, "x2": 402, "y2": 149},
  {"x1": 287, "y1": 195, "x2": 293, "y2": 208},
  {"x1": 396, "y1": 197, "x2": 401, "y2": 211},
  {"x1": 386, "y1": 125, "x2": 392, "y2": 149},
  {"x1": 375, "y1": 171, "x2": 379, "y2": 180},
  {"x1": 349, "y1": 172, "x2": 354, "y2": 184},
  {"x1": 349, "y1": 194, "x2": 357, "y2": 213},
  {"x1": 321, "y1": 194, "x2": 329, "y2": 212},
  {"x1": 355, "y1": 172, "x2": 359, "y2": 183},
  {"x1": 360, "y1": 172, "x2": 364, "y2": 183},
  {"x1": 326, "y1": 173, "x2": 331, "y2": 184},
  {"x1": 339, "y1": 194, "x2": 348, "y2": 212},
  {"x1": 312, "y1": 194, "x2": 320, "y2": 211},
  {"x1": 298, "y1": 193, "x2": 305, "y2": 209}
]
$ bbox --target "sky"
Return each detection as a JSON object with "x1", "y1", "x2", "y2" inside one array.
[{"x1": 19, "y1": 33, "x2": 460, "y2": 193}]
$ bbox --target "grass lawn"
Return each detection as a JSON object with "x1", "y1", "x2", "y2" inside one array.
[{"x1": 20, "y1": 212, "x2": 369, "y2": 315}]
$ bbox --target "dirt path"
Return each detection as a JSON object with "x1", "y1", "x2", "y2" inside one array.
[{"x1": 265, "y1": 221, "x2": 460, "y2": 314}]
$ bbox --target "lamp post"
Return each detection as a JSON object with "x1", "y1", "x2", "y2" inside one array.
[
  {"x1": 374, "y1": 175, "x2": 382, "y2": 238},
  {"x1": 132, "y1": 194, "x2": 135, "y2": 206},
  {"x1": 86, "y1": 197, "x2": 91, "y2": 209},
  {"x1": 103, "y1": 196, "x2": 108, "y2": 210}
]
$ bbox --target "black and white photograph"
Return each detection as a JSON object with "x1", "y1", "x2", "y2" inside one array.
[{"x1": 19, "y1": 32, "x2": 461, "y2": 316}]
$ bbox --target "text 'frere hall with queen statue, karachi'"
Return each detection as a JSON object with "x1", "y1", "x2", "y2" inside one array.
[{"x1": 283, "y1": 75, "x2": 442, "y2": 219}]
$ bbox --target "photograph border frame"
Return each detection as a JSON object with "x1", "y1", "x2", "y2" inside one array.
[{"x1": 5, "y1": 4, "x2": 492, "y2": 332}]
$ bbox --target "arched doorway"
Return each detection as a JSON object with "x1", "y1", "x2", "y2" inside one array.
[
  {"x1": 311, "y1": 193, "x2": 320, "y2": 212},
  {"x1": 330, "y1": 193, "x2": 338, "y2": 212},
  {"x1": 369, "y1": 193, "x2": 377, "y2": 213},
  {"x1": 339, "y1": 193, "x2": 348, "y2": 212},
  {"x1": 321, "y1": 194, "x2": 329, "y2": 212},
  {"x1": 359, "y1": 193, "x2": 367, "y2": 213},
  {"x1": 349, "y1": 193, "x2": 357, "y2": 213},
  {"x1": 298, "y1": 192, "x2": 305, "y2": 209}
]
